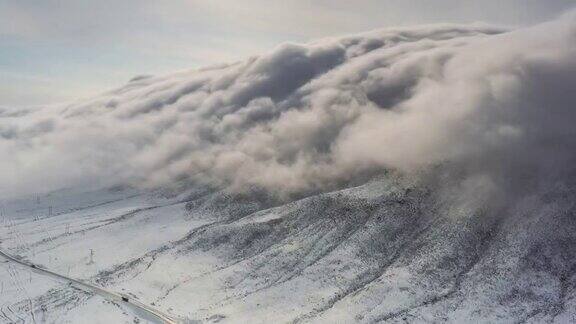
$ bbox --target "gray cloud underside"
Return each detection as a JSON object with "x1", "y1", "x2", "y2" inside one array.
[{"x1": 2, "y1": 16, "x2": 576, "y2": 199}]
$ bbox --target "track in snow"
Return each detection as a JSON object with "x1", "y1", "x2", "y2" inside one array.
[{"x1": 0, "y1": 248, "x2": 179, "y2": 324}]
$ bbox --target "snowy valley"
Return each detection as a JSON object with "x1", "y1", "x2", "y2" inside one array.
[{"x1": 2, "y1": 12, "x2": 576, "y2": 324}]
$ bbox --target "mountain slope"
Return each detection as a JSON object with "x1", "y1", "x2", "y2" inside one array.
[{"x1": 2, "y1": 175, "x2": 576, "y2": 323}]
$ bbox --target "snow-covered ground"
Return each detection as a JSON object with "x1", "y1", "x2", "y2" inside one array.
[
  {"x1": 2, "y1": 175, "x2": 576, "y2": 323},
  {"x1": 0, "y1": 186, "x2": 198, "y2": 323}
]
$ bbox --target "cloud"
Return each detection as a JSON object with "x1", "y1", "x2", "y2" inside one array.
[
  {"x1": 3, "y1": 15, "x2": 576, "y2": 200},
  {"x1": 3, "y1": 1, "x2": 574, "y2": 108}
]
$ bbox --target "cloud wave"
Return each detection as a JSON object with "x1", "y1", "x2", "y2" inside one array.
[{"x1": 2, "y1": 16, "x2": 576, "y2": 199}]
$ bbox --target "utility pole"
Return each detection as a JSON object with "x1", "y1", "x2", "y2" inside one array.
[{"x1": 87, "y1": 249, "x2": 94, "y2": 265}]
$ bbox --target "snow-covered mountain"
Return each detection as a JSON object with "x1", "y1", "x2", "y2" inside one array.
[{"x1": 2, "y1": 13, "x2": 576, "y2": 323}]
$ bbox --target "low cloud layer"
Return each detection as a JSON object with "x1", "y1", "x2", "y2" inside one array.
[{"x1": 2, "y1": 15, "x2": 576, "y2": 199}]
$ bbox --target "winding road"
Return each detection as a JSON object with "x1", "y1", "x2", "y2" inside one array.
[{"x1": 0, "y1": 248, "x2": 178, "y2": 324}]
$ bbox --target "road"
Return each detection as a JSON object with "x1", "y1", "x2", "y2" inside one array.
[{"x1": 0, "y1": 248, "x2": 178, "y2": 324}]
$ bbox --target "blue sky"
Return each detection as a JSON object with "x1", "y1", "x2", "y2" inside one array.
[{"x1": 1, "y1": 0, "x2": 574, "y2": 107}]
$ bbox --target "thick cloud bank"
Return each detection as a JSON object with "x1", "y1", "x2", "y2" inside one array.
[{"x1": 2, "y1": 15, "x2": 576, "y2": 198}]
